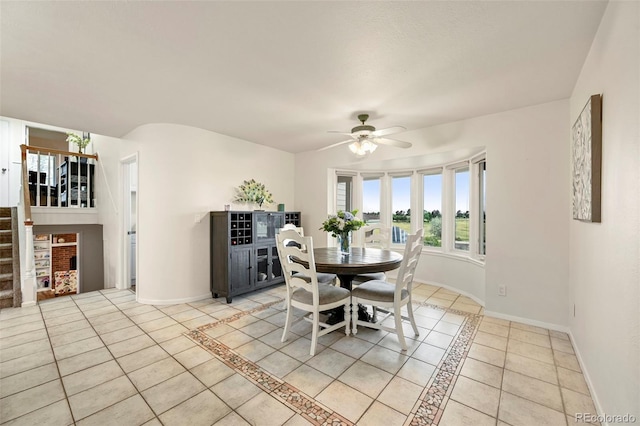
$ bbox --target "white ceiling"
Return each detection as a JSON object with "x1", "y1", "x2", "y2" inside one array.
[{"x1": 0, "y1": 1, "x2": 607, "y2": 154}]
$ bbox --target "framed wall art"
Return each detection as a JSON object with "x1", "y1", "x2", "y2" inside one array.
[{"x1": 572, "y1": 94, "x2": 602, "y2": 222}]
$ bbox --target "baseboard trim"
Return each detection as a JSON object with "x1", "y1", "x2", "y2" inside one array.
[
  {"x1": 137, "y1": 292, "x2": 212, "y2": 306},
  {"x1": 21, "y1": 300, "x2": 37, "y2": 307},
  {"x1": 567, "y1": 331, "x2": 608, "y2": 425},
  {"x1": 412, "y1": 278, "x2": 486, "y2": 307},
  {"x1": 483, "y1": 310, "x2": 569, "y2": 333}
]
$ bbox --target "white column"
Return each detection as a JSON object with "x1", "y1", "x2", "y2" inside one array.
[{"x1": 22, "y1": 221, "x2": 37, "y2": 306}]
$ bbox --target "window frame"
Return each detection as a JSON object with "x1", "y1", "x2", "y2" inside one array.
[
  {"x1": 419, "y1": 167, "x2": 444, "y2": 250},
  {"x1": 451, "y1": 164, "x2": 470, "y2": 253},
  {"x1": 389, "y1": 172, "x2": 414, "y2": 246},
  {"x1": 471, "y1": 155, "x2": 487, "y2": 260},
  {"x1": 362, "y1": 174, "x2": 383, "y2": 225}
]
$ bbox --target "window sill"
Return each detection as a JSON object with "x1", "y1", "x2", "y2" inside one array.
[{"x1": 419, "y1": 248, "x2": 485, "y2": 267}]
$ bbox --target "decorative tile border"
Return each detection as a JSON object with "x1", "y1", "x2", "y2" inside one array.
[
  {"x1": 405, "y1": 302, "x2": 481, "y2": 425},
  {"x1": 185, "y1": 298, "x2": 481, "y2": 426},
  {"x1": 188, "y1": 299, "x2": 354, "y2": 425}
]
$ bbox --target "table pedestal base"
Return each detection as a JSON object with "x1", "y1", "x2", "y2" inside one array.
[
  {"x1": 320, "y1": 272, "x2": 388, "y2": 325},
  {"x1": 325, "y1": 304, "x2": 371, "y2": 325}
]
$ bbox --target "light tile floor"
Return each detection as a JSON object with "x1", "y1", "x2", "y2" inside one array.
[{"x1": 0, "y1": 284, "x2": 599, "y2": 425}]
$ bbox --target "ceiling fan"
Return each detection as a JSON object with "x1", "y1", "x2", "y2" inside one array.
[{"x1": 320, "y1": 114, "x2": 412, "y2": 156}]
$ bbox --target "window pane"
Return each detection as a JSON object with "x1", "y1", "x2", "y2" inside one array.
[
  {"x1": 455, "y1": 168, "x2": 469, "y2": 251},
  {"x1": 336, "y1": 176, "x2": 352, "y2": 212},
  {"x1": 479, "y1": 161, "x2": 487, "y2": 255},
  {"x1": 423, "y1": 173, "x2": 442, "y2": 247},
  {"x1": 363, "y1": 178, "x2": 381, "y2": 223},
  {"x1": 392, "y1": 176, "x2": 411, "y2": 244}
]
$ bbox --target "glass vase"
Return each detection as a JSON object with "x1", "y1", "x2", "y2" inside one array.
[{"x1": 337, "y1": 232, "x2": 351, "y2": 255}]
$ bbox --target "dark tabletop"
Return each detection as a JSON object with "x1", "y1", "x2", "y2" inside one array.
[{"x1": 311, "y1": 247, "x2": 403, "y2": 276}]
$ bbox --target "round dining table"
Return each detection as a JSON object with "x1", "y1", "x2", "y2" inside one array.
[
  {"x1": 292, "y1": 247, "x2": 403, "y2": 323},
  {"x1": 311, "y1": 247, "x2": 403, "y2": 324},
  {"x1": 311, "y1": 247, "x2": 403, "y2": 290}
]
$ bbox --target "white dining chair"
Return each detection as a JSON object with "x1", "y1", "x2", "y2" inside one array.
[
  {"x1": 282, "y1": 223, "x2": 304, "y2": 235},
  {"x1": 280, "y1": 224, "x2": 337, "y2": 285},
  {"x1": 276, "y1": 229, "x2": 351, "y2": 356},
  {"x1": 351, "y1": 228, "x2": 423, "y2": 351},
  {"x1": 352, "y1": 224, "x2": 392, "y2": 285}
]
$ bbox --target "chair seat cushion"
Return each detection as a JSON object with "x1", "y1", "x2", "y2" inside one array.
[
  {"x1": 293, "y1": 272, "x2": 337, "y2": 284},
  {"x1": 351, "y1": 280, "x2": 407, "y2": 303},
  {"x1": 353, "y1": 272, "x2": 386, "y2": 283},
  {"x1": 292, "y1": 284, "x2": 350, "y2": 305}
]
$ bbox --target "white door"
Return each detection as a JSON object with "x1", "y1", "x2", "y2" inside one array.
[{"x1": 122, "y1": 155, "x2": 138, "y2": 292}]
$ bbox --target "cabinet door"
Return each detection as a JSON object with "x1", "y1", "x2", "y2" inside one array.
[
  {"x1": 270, "y1": 246, "x2": 283, "y2": 281},
  {"x1": 271, "y1": 213, "x2": 284, "y2": 233},
  {"x1": 230, "y1": 247, "x2": 253, "y2": 293},
  {"x1": 255, "y1": 212, "x2": 286, "y2": 242},
  {"x1": 254, "y1": 213, "x2": 270, "y2": 242},
  {"x1": 256, "y1": 246, "x2": 270, "y2": 283}
]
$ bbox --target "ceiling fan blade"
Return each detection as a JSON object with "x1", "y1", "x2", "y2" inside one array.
[
  {"x1": 327, "y1": 131, "x2": 355, "y2": 136},
  {"x1": 317, "y1": 139, "x2": 355, "y2": 151},
  {"x1": 373, "y1": 137, "x2": 412, "y2": 149},
  {"x1": 372, "y1": 126, "x2": 406, "y2": 137}
]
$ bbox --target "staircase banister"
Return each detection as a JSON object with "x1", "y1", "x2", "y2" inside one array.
[
  {"x1": 20, "y1": 145, "x2": 32, "y2": 223},
  {"x1": 20, "y1": 144, "x2": 99, "y2": 161}
]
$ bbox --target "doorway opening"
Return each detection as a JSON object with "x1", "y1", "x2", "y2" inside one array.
[{"x1": 121, "y1": 155, "x2": 138, "y2": 294}]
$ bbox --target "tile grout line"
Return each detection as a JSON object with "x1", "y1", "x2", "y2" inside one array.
[
  {"x1": 39, "y1": 297, "x2": 77, "y2": 426},
  {"x1": 489, "y1": 318, "x2": 574, "y2": 424},
  {"x1": 104, "y1": 289, "x2": 231, "y2": 424},
  {"x1": 549, "y1": 328, "x2": 571, "y2": 426},
  {"x1": 110, "y1": 291, "x2": 280, "y2": 424},
  {"x1": 46, "y1": 289, "x2": 153, "y2": 425},
  {"x1": 66, "y1": 290, "x2": 141, "y2": 425}
]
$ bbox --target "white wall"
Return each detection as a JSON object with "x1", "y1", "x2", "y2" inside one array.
[
  {"x1": 117, "y1": 123, "x2": 295, "y2": 304},
  {"x1": 296, "y1": 99, "x2": 570, "y2": 326},
  {"x1": 569, "y1": 1, "x2": 640, "y2": 419},
  {"x1": 92, "y1": 134, "x2": 125, "y2": 290},
  {"x1": 418, "y1": 254, "x2": 485, "y2": 304}
]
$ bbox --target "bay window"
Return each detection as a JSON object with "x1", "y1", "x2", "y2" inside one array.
[{"x1": 333, "y1": 151, "x2": 485, "y2": 262}]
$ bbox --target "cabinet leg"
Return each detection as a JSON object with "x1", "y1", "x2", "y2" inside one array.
[
  {"x1": 213, "y1": 293, "x2": 219, "y2": 298},
  {"x1": 226, "y1": 297, "x2": 232, "y2": 304}
]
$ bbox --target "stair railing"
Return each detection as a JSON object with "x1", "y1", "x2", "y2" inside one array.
[{"x1": 20, "y1": 144, "x2": 99, "y2": 210}]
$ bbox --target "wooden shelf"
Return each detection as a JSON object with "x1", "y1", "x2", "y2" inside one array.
[{"x1": 52, "y1": 242, "x2": 77, "y2": 247}]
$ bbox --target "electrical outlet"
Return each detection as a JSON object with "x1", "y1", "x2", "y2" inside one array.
[
  {"x1": 498, "y1": 285, "x2": 507, "y2": 297},
  {"x1": 194, "y1": 213, "x2": 201, "y2": 224}
]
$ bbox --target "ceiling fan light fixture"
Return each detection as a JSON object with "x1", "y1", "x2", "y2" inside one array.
[
  {"x1": 349, "y1": 138, "x2": 377, "y2": 156},
  {"x1": 363, "y1": 139, "x2": 377, "y2": 153}
]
